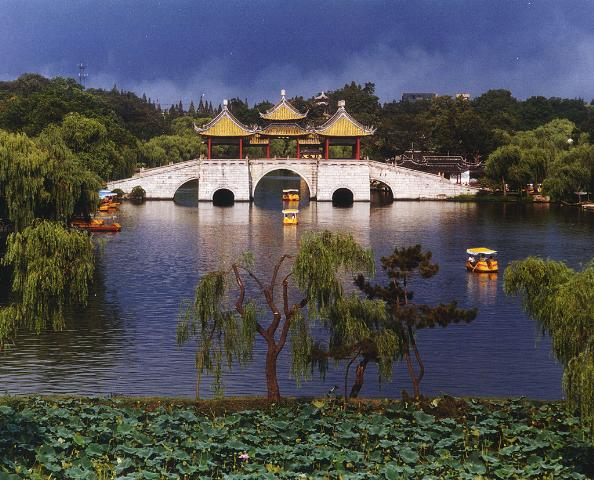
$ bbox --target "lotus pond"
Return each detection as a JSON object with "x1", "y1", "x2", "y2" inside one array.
[{"x1": 0, "y1": 396, "x2": 592, "y2": 479}]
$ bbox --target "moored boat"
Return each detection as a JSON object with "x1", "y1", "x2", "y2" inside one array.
[{"x1": 71, "y1": 219, "x2": 121, "y2": 232}]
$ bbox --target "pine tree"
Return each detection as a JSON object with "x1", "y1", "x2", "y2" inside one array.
[
  {"x1": 188, "y1": 100, "x2": 196, "y2": 116},
  {"x1": 316, "y1": 245, "x2": 476, "y2": 399}
]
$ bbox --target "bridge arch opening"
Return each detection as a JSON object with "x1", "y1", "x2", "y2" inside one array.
[
  {"x1": 253, "y1": 168, "x2": 311, "y2": 208},
  {"x1": 173, "y1": 179, "x2": 199, "y2": 207},
  {"x1": 370, "y1": 179, "x2": 394, "y2": 205},
  {"x1": 213, "y1": 189, "x2": 235, "y2": 206},
  {"x1": 332, "y1": 188, "x2": 354, "y2": 207}
]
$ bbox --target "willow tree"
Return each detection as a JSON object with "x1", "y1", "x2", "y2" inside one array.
[
  {"x1": 177, "y1": 231, "x2": 375, "y2": 401},
  {"x1": 0, "y1": 129, "x2": 100, "y2": 230},
  {"x1": 504, "y1": 258, "x2": 594, "y2": 441},
  {"x1": 318, "y1": 245, "x2": 476, "y2": 399},
  {"x1": 0, "y1": 220, "x2": 95, "y2": 349}
]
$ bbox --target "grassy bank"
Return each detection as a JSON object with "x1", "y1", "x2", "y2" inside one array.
[{"x1": 0, "y1": 395, "x2": 592, "y2": 479}]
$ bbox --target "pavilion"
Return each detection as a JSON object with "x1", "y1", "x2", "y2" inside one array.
[{"x1": 194, "y1": 90, "x2": 375, "y2": 160}]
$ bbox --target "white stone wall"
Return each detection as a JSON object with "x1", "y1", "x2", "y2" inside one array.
[
  {"x1": 107, "y1": 158, "x2": 479, "y2": 202},
  {"x1": 317, "y1": 160, "x2": 371, "y2": 201},
  {"x1": 197, "y1": 160, "x2": 250, "y2": 201},
  {"x1": 369, "y1": 161, "x2": 478, "y2": 199},
  {"x1": 107, "y1": 160, "x2": 199, "y2": 199}
]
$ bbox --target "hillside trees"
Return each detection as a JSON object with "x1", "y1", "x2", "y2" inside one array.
[
  {"x1": 504, "y1": 258, "x2": 594, "y2": 441},
  {"x1": 177, "y1": 231, "x2": 376, "y2": 401},
  {"x1": 484, "y1": 119, "x2": 592, "y2": 198}
]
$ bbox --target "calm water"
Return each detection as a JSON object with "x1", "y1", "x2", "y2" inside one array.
[{"x1": 1, "y1": 175, "x2": 593, "y2": 400}]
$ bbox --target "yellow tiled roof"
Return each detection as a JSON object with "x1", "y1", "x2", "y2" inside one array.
[
  {"x1": 316, "y1": 105, "x2": 375, "y2": 137},
  {"x1": 260, "y1": 93, "x2": 307, "y2": 121},
  {"x1": 249, "y1": 134, "x2": 269, "y2": 145},
  {"x1": 258, "y1": 123, "x2": 309, "y2": 137},
  {"x1": 194, "y1": 107, "x2": 255, "y2": 137},
  {"x1": 298, "y1": 133, "x2": 321, "y2": 144}
]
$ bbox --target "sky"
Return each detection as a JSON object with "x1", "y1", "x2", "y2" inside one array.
[{"x1": 1, "y1": 0, "x2": 593, "y2": 107}]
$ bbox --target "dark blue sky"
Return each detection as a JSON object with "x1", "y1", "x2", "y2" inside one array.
[{"x1": 1, "y1": 0, "x2": 593, "y2": 106}]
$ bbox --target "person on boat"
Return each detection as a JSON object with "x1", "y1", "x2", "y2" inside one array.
[
  {"x1": 487, "y1": 255, "x2": 494, "y2": 267},
  {"x1": 468, "y1": 255, "x2": 475, "y2": 265}
]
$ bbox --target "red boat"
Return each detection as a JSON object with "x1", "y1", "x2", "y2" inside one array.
[{"x1": 71, "y1": 219, "x2": 121, "y2": 232}]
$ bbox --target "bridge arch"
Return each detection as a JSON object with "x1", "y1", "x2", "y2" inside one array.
[
  {"x1": 251, "y1": 166, "x2": 314, "y2": 199},
  {"x1": 212, "y1": 188, "x2": 236, "y2": 206},
  {"x1": 370, "y1": 178, "x2": 395, "y2": 203},
  {"x1": 332, "y1": 187, "x2": 354, "y2": 206}
]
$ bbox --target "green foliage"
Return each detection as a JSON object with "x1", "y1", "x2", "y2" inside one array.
[
  {"x1": 129, "y1": 186, "x2": 146, "y2": 202},
  {"x1": 485, "y1": 119, "x2": 592, "y2": 198},
  {"x1": 322, "y1": 245, "x2": 476, "y2": 398},
  {"x1": 293, "y1": 230, "x2": 374, "y2": 311},
  {"x1": 0, "y1": 221, "x2": 94, "y2": 348},
  {"x1": 177, "y1": 231, "x2": 375, "y2": 400},
  {"x1": 0, "y1": 129, "x2": 100, "y2": 230},
  {"x1": 0, "y1": 396, "x2": 591, "y2": 478},
  {"x1": 504, "y1": 258, "x2": 594, "y2": 441},
  {"x1": 139, "y1": 133, "x2": 202, "y2": 167}
]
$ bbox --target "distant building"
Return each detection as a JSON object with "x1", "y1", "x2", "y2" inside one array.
[
  {"x1": 401, "y1": 92, "x2": 437, "y2": 102},
  {"x1": 456, "y1": 93, "x2": 471, "y2": 101},
  {"x1": 395, "y1": 150, "x2": 483, "y2": 184}
]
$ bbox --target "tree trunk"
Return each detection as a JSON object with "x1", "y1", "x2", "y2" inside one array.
[
  {"x1": 265, "y1": 346, "x2": 281, "y2": 401},
  {"x1": 403, "y1": 349, "x2": 420, "y2": 398},
  {"x1": 349, "y1": 357, "x2": 369, "y2": 398},
  {"x1": 502, "y1": 177, "x2": 507, "y2": 197}
]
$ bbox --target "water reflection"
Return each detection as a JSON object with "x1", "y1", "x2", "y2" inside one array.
[{"x1": 466, "y1": 272, "x2": 498, "y2": 305}]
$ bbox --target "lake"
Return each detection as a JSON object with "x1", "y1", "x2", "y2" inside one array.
[{"x1": 1, "y1": 175, "x2": 593, "y2": 400}]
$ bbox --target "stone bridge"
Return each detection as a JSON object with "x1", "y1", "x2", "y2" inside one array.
[{"x1": 107, "y1": 159, "x2": 478, "y2": 201}]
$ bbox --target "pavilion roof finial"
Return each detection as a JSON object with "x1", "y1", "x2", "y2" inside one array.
[
  {"x1": 281, "y1": 89, "x2": 286, "y2": 99},
  {"x1": 337, "y1": 100, "x2": 346, "y2": 108},
  {"x1": 223, "y1": 99, "x2": 228, "y2": 108}
]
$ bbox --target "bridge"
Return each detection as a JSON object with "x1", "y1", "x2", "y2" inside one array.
[{"x1": 107, "y1": 158, "x2": 478, "y2": 202}]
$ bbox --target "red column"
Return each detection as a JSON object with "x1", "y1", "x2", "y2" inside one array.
[
  {"x1": 266, "y1": 143, "x2": 270, "y2": 159},
  {"x1": 207, "y1": 137, "x2": 212, "y2": 159},
  {"x1": 296, "y1": 140, "x2": 300, "y2": 159},
  {"x1": 325, "y1": 138, "x2": 329, "y2": 160},
  {"x1": 239, "y1": 138, "x2": 243, "y2": 159},
  {"x1": 355, "y1": 138, "x2": 361, "y2": 160}
]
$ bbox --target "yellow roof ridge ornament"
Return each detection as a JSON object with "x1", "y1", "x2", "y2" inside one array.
[
  {"x1": 260, "y1": 89, "x2": 308, "y2": 121},
  {"x1": 315, "y1": 99, "x2": 376, "y2": 137},
  {"x1": 194, "y1": 99, "x2": 256, "y2": 137}
]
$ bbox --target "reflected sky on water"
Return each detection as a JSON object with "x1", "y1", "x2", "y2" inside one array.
[{"x1": 1, "y1": 174, "x2": 593, "y2": 399}]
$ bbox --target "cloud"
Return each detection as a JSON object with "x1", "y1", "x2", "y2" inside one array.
[{"x1": 29, "y1": 28, "x2": 594, "y2": 106}]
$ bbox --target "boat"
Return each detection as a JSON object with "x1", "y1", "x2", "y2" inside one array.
[
  {"x1": 282, "y1": 208, "x2": 299, "y2": 225},
  {"x1": 466, "y1": 247, "x2": 498, "y2": 273},
  {"x1": 282, "y1": 189, "x2": 300, "y2": 201},
  {"x1": 71, "y1": 218, "x2": 121, "y2": 232}
]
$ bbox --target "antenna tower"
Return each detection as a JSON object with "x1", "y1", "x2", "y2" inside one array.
[{"x1": 78, "y1": 62, "x2": 88, "y2": 87}]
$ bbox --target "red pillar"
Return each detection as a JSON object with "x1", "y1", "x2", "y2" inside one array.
[
  {"x1": 239, "y1": 138, "x2": 243, "y2": 159},
  {"x1": 296, "y1": 140, "x2": 300, "y2": 159},
  {"x1": 325, "y1": 138, "x2": 329, "y2": 160},
  {"x1": 355, "y1": 138, "x2": 361, "y2": 160},
  {"x1": 207, "y1": 137, "x2": 212, "y2": 159},
  {"x1": 266, "y1": 143, "x2": 270, "y2": 159}
]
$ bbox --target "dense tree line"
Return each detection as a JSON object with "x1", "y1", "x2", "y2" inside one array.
[{"x1": 2, "y1": 74, "x2": 593, "y2": 182}]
